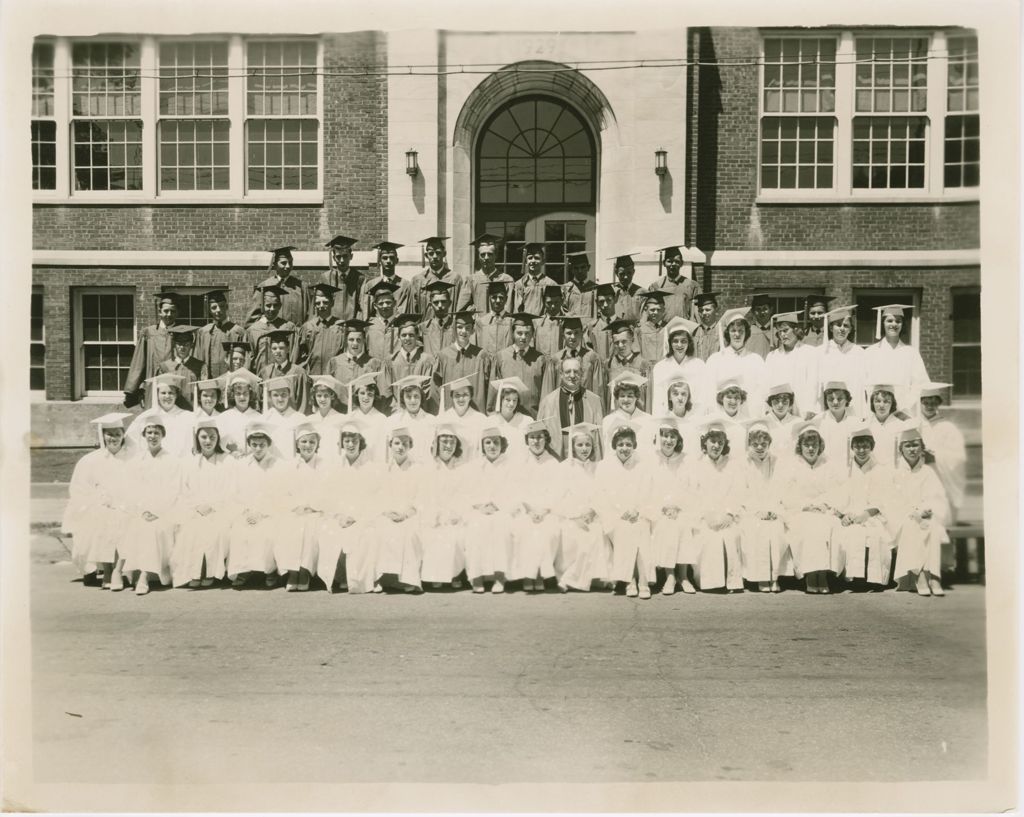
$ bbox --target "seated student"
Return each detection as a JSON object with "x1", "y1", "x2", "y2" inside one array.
[
  {"x1": 779, "y1": 421, "x2": 838, "y2": 594},
  {"x1": 257, "y1": 329, "x2": 309, "y2": 413},
  {"x1": 461, "y1": 426, "x2": 515, "y2": 594},
  {"x1": 596, "y1": 421, "x2": 656, "y2": 599},
  {"x1": 273, "y1": 423, "x2": 330, "y2": 592},
  {"x1": 508, "y1": 418, "x2": 562, "y2": 592},
  {"x1": 890, "y1": 426, "x2": 952, "y2": 597},
  {"x1": 737, "y1": 419, "x2": 791, "y2": 593},
  {"x1": 127, "y1": 373, "x2": 193, "y2": 457},
  {"x1": 226, "y1": 421, "x2": 286, "y2": 589},
  {"x1": 170, "y1": 417, "x2": 234, "y2": 589},
  {"x1": 601, "y1": 370, "x2": 652, "y2": 455},
  {"x1": 156, "y1": 325, "x2": 207, "y2": 409},
  {"x1": 829, "y1": 426, "x2": 895, "y2": 592},
  {"x1": 64, "y1": 412, "x2": 136, "y2": 590},
  {"x1": 690, "y1": 417, "x2": 745, "y2": 593},
  {"x1": 420, "y1": 423, "x2": 470, "y2": 591},
  {"x1": 649, "y1": 414, "x2": 698, "y2": 596},
  {"x1": 652, "y1": 316, "x2": 708, "y2": 416},
  {"x1": 217, "y1": 369, "x2": 262, "y2": 456},
  {"x1": 191, "y1": 378, "x2": 223, "y2": 420},
  {"x1": 918, "y1": 381, "x2": 967, "y2": 519},
  {"x1": 369, "y1": 428, "x2": 424, "y2": 594},
  {"x1": 262, "y1": 375, "x2": 304, "y2": 459},
  {"x1": 555, "y1": 422, "x2": 612, "y2": 593},
  {"x1": 487, "y1": 376, "x2": 533, "y2": 462},
  {"x1": 346, "y1": 371, "x2": 389, "y2": 463},
  {"x1": 121, "y1": 410, "x2": 182, "y2": 596}
]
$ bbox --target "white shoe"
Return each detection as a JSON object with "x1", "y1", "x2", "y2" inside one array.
[
  {"x1": 135, "y1": 575, "x2": 150, "y2": 596},
  {"x1": 109, "y1": 569, "x2": 124, "y2": 592},
  {"x1": 680, "y1": 579, "x2": 696, "y2": 594},
  {"x1": 662, "y1": 575, "x2": 677, "y2": 595},
  {"x1": 491, "y1": 580, "x2": 505, "y2": 595},
  {"x1": 638, "y1": 584, "x2": 651, "y2": 600},
  {"x1": 625, "y1": 582, "x2": 638, "y2": 598}
]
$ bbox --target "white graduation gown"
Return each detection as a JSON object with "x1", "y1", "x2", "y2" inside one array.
[
  {"x1": 738, "y1": 454, "x2": 792, "y2": 582},
  {"x1": 170, "y1": 451, "x2": 236, "y2": 585},
  {"x1": 65, "y1": 443, "x2": 136, "y2": 573},
  {"x1": 595, "y1": 454, "x2": 656, "y2": 585},
  {"x1": 555, "y1": 458, "x2": 612, "y2": 589},
  {"x1": 828, "y1": 457, "x2": 895, "y2": 584},
  {"x1": 890, "y1": 458, "x2": 951, "y2": 584},
  {"x1": 120, "y1": 447, "x2": 183, "y2": 584},
  {"x1": 690, "y1": 453, "x2": 745, "y2": 590}
]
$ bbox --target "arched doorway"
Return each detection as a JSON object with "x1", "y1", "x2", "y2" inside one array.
[{"x1": 475, "y1": 95, "x2": 596, "y2": 284}]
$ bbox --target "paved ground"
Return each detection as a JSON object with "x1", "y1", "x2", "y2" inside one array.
[{"x1": 28, "y1": 520, "x2": 987, "y2": 787}]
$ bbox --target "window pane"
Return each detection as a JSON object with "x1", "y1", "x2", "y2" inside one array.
[
  {"x1": 32, "y1": 41, "x2": 55, "y2": 117},
  {"x1": 247, "y1": 40, "x2": 318, "y2": 116},
  {"x1": 72, "y1": 119, "x2": 143, "y2": 191},
  {"x1": 944, "y1": 114, "x2": 980, "y2": 189},
  {"x1": 953, "y1": 346, "x2": 982, "y2": 396},
  {"x1": 854, "y1": 36, "x2": 928, "y2": 113},
  {"x1": 851, "y1": 117, "x2": 927, "y2": 190},
  {"x1": 759, "y1": 116, "x2": 835, "y2": 190},
  {"x1": 71, "y1": 42, "x2": 141, "y2": 118},
  {"x1": 31, "y1": 121, "x2": 57, "y2": 191}
]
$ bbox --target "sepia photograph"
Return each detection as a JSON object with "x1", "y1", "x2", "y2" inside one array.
[{"x1": 0, "y1": 0, "x2": 1017, "y2": 812}]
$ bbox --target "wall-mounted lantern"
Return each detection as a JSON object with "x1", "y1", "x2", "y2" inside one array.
[
  {"x1": 655, "y1": 148, "x2": 668, "y2": 177},
  {"x1": 405, "y1": 149, "x2": 419, "y2": 177}
]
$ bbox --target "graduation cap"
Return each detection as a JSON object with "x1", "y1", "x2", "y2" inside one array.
[
  {"x1": 486, "y1": 278, "x2": 510, "y2": 291},
  {"x1": 523, "y1": 241, "x2": 545, "y2": 255},
  {"x1": 822, "y1": 379, "x2": 850, "y2": 395},
  {"x1": 443, "y1": 373, "x2": 478, "y2": 393},
  {"x1": 154, "y1": 291, "x2": 182, "y2": 308},
  {"x1": 310, "y1": 374, "x2": 346, "y2": 399},
  {"x1": 510, "y1": 312, "x2": 538, "y2": 328},
  {"x1": 525, "y1": 417, "x2": 555, "y2": 437},
  {"x1": 543, "y1": 284, "x2": 565, "y2": 299},
  {"x1": 325, "y1": 235, "x2": 357, "y2": 248},
  {"x1": 135, "y1": 409, "x2": 167, "y2": 433},
  {"x1": 192, "y1": 415, "x2": 220, "y2": 433},
  {"x1": 772, "y1": 310, "x2": 803, "y2": 326},
  {"x1": 423, "y1": 280, "x2": 455, "y2": 295},
  {"x1": 717, "y1": 306, "x2": 751, "y2": 348},
  {"x1": 821, "y1": 304, "x2": 857, "y2": 353},
  {"x1": 743, "y1": 417, "x2": 773, "y2": 441},
  {"x1": 867, "y1": 382, "x2": 897, "y2": 397},
  {"x1": 392, "y1": 373, "x2": 430, "y2": 395},
  {"x1": 566, "y1": 420, "x2": 601, "y2": 438},
  {"x1": 651, "y1": 414, "x2": 682, "y2": 433},
  {"x1": 270, "y1": 245, "x2": 298, "y2": 260},
  {"x1": 664, "y1": 316, "x2": 698, "y2": 337},
  {"x1": 715, "y1": 376, "x2": 746, "y2": 395},
  {"x1": 368, "y1": 280, "x2": 400, "y2": 300},
  {"x1": 656, "y1": 244, "x2": 685, "y2": 257},
  {"x1": 264, "y1": 375, "x2": 294, "y2": 394},
  {"x1": 608, "y1": 370, "x2": 647, "y2": 395},
  {"x1": 419, "y1": 235, "x2": 449, "y2": 248},
  {"x1": 91, "y1": 411, "x2": 133, "y2": 447},
  {"x1": 766, "y1": 382, "x2": 795, "y2": 401},
  {"x1": 640, "y1": 288, "x2": 671, "y2": 302},
  {"x1": 224, "y1": 368, "x2": 260, "y2": 391},
  {"x1": 594, "y1": 282, "x2": 616, "y2": 299},
  {"x1": 470, "y1": 232, "x2": 501, "y2": 247},
  {"x1": 555, "y1": 315, "x2": 585, "y2": 331},
  {"x1": 608, "y1": 419, "x2": 643, "y2": 440},
  {"x1": 920, "y1": 381, "x2": 953, "y2": 400},
  {"x1": 873, "y1": 303, "x2": 914, "y2": 339},
  {"x1": 693, "y1": 291, "x2": 720, "y2": 308},
  {"x1": 605, "y1": 318, "x2": 636, "y2": 335},
  {"x1": 608, "y1": 251, "x2": 640, "y2": 264},
  {"x1": 372, "y1": 240, "x2": 403, "y2": 252},
  {"x1": 391, "y1": 313, "x2": 423, "y2": 330},
  {"x1": 293, "y1": 422, "x2": 321, "y2": 441},
  {"x1": 192, "y1": 377, "x2": 222, "y2": 406},
  {"x1": 699, "y1": 414, "x2": 731, "y2": 436},
  {"x1": 453, "y1": 308, "x2": 477, "y2": 325},
  {"x1": 387, "y1": 426, "x2": 413, "y2": 442},
  {"x1": 339, "y1": 417, "x2": 368, "y2": 437},
  {"x1": 146, "y1": 372, "x2": 186, "y2": 392},
  {"x1": 480, "y1": 424, "x2": 508, "y2": 441},
  {"x1": 204, "y1": 288, "x2": 230, "y2": 303},
  {"x1": 265, "y1": 329, "x2": 295, "y2": 345},
  {"x1": 898, "y1": 426, "x2": 924, "y2": 444},
  {"x1": 347, "y1": 371, "x2": 384, "y2": 405},
  {"x1": 750, "y1": 293, "x2": 772, "y2": 308},
  {"x1": 791, "y1": 418, "x2": 821, "y2": 441},
  {"x1": 244, "y1": 420, "x2": 275, "y2": 441},
  {"x1": 566, "y1": 250, "x2": 590, "y2": 265},
  {"x1": 309, "y1": 282, "x2": 342, "y2": 299},
  {"x1": 255, "y1": 283, "x2": 288, "y2": 298},
  {"x1": 488, "y1": 375, "x2": 529, "y2": 398},
  {"x1": 169, "y1": 325, "x2": 200, "y2": 338},
  {"x1": 432, "y1": 421, "x2": 465, "y2": 441},
  {"x1": 343, "y1": 318, "x2": 371, "y2": 334}
]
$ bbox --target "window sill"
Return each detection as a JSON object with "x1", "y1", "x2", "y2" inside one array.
[
  {"x1": 756, "y1": 192, "x2": 980, "y2": 205},
  {"x1": 33, "y1": 194, "x2": 325, "y2": 206}
]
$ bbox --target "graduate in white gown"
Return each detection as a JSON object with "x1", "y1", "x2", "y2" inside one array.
[
  {"x1": 126, "y1": 373, "x2": 194, "y2": 457},
  {"x1": 216, "y1": 369, "x2": 262, "y2": 457},
  {"x1": 385, "y1": 374, "x2": 437, "y2": 459},
  {"x1": 765, "y1": 310, "x2": 818, "y2": 416},
  {"x1": 64, "y1": 412, "x2": 136, "y2": 589},
  {"x1": 713, "y1": 377, "x2": 752, "y2": 454},
  {"x1": 190, "y1": 378, "x2": 223, "y2": 422},
  {"x1": 707, "y1": 307, "x2": 766, "y2": 409},
  {"x1": 651, "y1": 317, "x2": 709, "y2": 416},
  {"x1": 508, "y1": 418, "x2": 562, "y2": 591},
  {"x1": 601, "y1": 371, "x2": 653, "y2": 457},
  {"x1": 438, "y1": 376, "x2": 486, "y2": 462},
  {"x1": 488, "y1": 376, "x2": 534, "y2": 463},
  {"x1": 662, "y1": 375, "x2": 703, "y2": 456},
  {"x1": 816, "y1": 305, "x2": 868, "y2": 417},
  {"x1": 420, "y1": 422, "x2": 470, "y2": 589},
  {"x1": 345, "y1": 371, "x2": 389, "y2": 464},
  {"x1": 463, "y1": 425, "x2": 516, "y2": 593},
  {"x1": 648, "y1": 414, "x2": 699, "y2": 595},
  {"x1": 890, "y1": 426, "x2": 952, "y2": 597},
  {"x1": 369, "y1": 428, "x2": 424, "y2": 593},
  {"x1": 828, "y1": 425, "x2": 895, "y2": 590},
  {"x1": 762, "y1": 382, "x2": 802, "y2": 457},
  {"x1": 690, "y1": 416, "x2": 746, "y2": 592},
  {"x1": 862, "y1": 304, "x2": 930, "y2": 413},
  {"x1": 918, "y1": 382, "x2": 968, "y2": 519},
  {"x1": 306, "y1": 375, "x2": 346, "y2": 458},
  {"x1": 121, "y1": 410, "x2": 182, "y2": 594},
  {"x1": 596, "y1": 421, "x2": 657, "y2": 598},
  {"x1": 816, "y1": 380, "x2": 862, "y2": 459},
  {"x1": 779, "y1": 421, "x2": 838, "y2": 594},
  {"x1": 555, "y1": 422, "x2": 612, "y2": 592},
  {"x1": 864, "y1": 384, "x2": 908, "y2": 459},
  {"x1": 261, "y1": 375, "x2": 303, "y2": 460},
  {"x1": 737, "y1": 418, "x2": 791, "y2": 592},
  {"x1": 170, "y1": 417, "x2": 235, "y2": 588}
]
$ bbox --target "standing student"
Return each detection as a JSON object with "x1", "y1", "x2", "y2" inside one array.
[
  {"x1": 918, "y1": 382, "x2": 967, "y2": 519},
  {"x1": 297, "y1": 282, "x2": 346, "y2": 377},
  {"x1": 556, "y1": 422, "x2": 612, "y2": 593},
  {"x1": 217, "y1": 369, "x2": 262, "y2": 456},
  {"x1": 261, "y1": 375, "x2": 303, "y2": 459},
  {"x1": 365, "y1": 281, "x2": 402, "y2": 361},
  {"x1": 220, "y1": 340, "x2": 253, "y2": 381},
  {"x1": 433, "y1": 309, "x2": 491, "y2": 408},
  {"x1": 589, "y1": 283, "x2": 626, "y2": 361},
  {"x1": 636, "y1": 289, "x2": 672, "y2": 364},
  {"x1": 890, "y1": 427, "x2": 951, "y2": 597},
  {"x1": 386, "y1": 374, "x2": 437, "y2": 455},
  {"x1": 487, "y1": 376, "x2": 532, "y2": 461},
  {"x1": 410, "y1": 236, "x2": 466, "y2": 318},
  {"x1": 653, "y1": 245, "x2": 701, "y2": 321},
  {"x1": 491, "y1": 313, "x2": 547, "y2": 416},
  {"x1": 385, "y1": 314, "x2": 435, "y2": 412},
  {"x1": 326, "y1": 319, "x2": 389, "y2": 413},
  {"x1": 123, "y1": 292, "x2": 179, "y2": 408},
  {"x1": 346, "y1": 371, "x2": 389, "y2": 462},
  {"x1": 713, "y1": 377, "x2": 752, "y2": 455},
  {"x1": 605, "y1": 319, "x2": 652, "y2": 411},
  {"x1": 863, "y1": 304, "x2": 930, "y2": 413},
  {"x1": 562, "y1": 251, "x2": 597, "y2": 318},
  {"x1": 170, "y1": 417, "x2": 234, "y2": 589},
  {"x1": 156, "y1": 325, "x2": 207, "y2": 409},
  {"x1": 195, "y1": 289, "x2": 245, "y2": 381},
  {"x1": 475, "y1": 280, "x2": 514, "y2": 356},
  {"x1": 608, "y1": 253, "x2": 643, "y2": 321},
  {"x1": 765, "y1": 310, "x2": 817, "y2": 417},
  {"x1": 126, "y1": 373, "x2": 193, "y2": 456},
  {"x1": 248, "y1": 245, "x2": 310, "y2": 328},
  {"x1": 548, "y1": 316, "x2": 605, "y2": 402},
  {"x1": 361, "y1": 241, "x2": 412, "y2": 317},
  {"x1": 817, "y1": 304, "x2": 868, "y2": 417},
  {"x1": 738, "y1": 419, "x2": 790, "y2": 592},
  {"x1": 799, "y1": 294, "x2": 835, "y2": 349},
  {"x1": 315, "y1": 235, "x2": 364, "y2": 322},
  {"x1": 816, "y1": 380, "x2": 861, "y2": 460},
  {"x1": 691, "y1": 292, "x2": 721, "y2": 362},
  {"x1": 191, "y1": 378, "x2": 223, "y2": 419},
  {"x1": 601, "y1": 370, "x2": 652, "y2": 455},
  {"x1": 762, "y1": 382, "x2": 802, "y2": 443},
  {"x1": 245, "y1": 284, "x2": 301, "y2": 373},
  {"x1": 513, "y1": 243, "x2": 560, "y2": 315},
  {"x1": 64, "y1": 412, "x2": 136, "y2": 590},
  {"x1": 460, "y1": 233, "x2": 514, "y2": 314},
  {"x1": 256, "y1": 329, "x2": 309, "y2": 414},
  {"x1": 419, "y1": 281, "x2": 458, "y2": 357},
  {"x1": 745, "y1": 294, "x2": 777, "y2": 359},
  {"x1": 707, "y1": 307, "x2": 766, "y2": 409},
  {"x1": 651, "y1": 316, "x2": 708, "y2": 416},
  {"x1": 533, "y1": 285, "x2": 568, "y2": 357},
  {"x1": 307, "y1": 374, "x2": 346, "y2": 453},
  {"x1": 865, "y1": 384, "x2": 906, "y2": 458}
]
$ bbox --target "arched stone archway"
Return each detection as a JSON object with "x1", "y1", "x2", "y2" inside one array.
[{"x1": 449, "y1": 61, "x2": 619, "y2": 274}]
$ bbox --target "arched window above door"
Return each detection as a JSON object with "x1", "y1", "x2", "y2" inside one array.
[{"x1": 477, "y1": 96, "x2": 595, "y2": 206}]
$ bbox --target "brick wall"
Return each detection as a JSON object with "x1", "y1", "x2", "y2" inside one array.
[
  {"x1": 33, "y1": 32, "x2": 388, "y2": 252},
  {"x1": 706, "y1": 265, "x2": 981, "y2": 383},
  {"x1": 691, "y1": 27, "x2": 981, "y2": 253}
]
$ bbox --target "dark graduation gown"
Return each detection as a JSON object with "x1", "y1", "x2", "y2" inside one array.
[
  {"x1": 244, "y1": 316, "x2": 301, "y2": 374},
  {"x1": 433, "y1": 343, "x2": 491, "y2": 414},
  {"x1": 360, "y1": 273, "x2": 412, "y2": 318},
  {"x1": 492, "y1": 346, "x2": 549, "y2": 416},
  {"x1": 637, "y1": 318, "x2": 669, "y2": 364},
  {"x1": 123, "y1": 323, "x2": 174, "y2": 400},
  {"x1": 297, "y1": 316, "x2": 346, "y2": 377},
  {"x1": 533, "y1": 314, "x2": 564, "y2": 358},
  {"x1": 195, "y1": 320, "x2": 245, "y2": 381},
  {"x1": 258, "y1": 360, "x2": 310, "y2": 414},
  {"x1": 459, "y1": 270, "x2": 514, "y2": 314},
  {"x1": 386, "y1": 346, "x2": 437, "y2": 413},
  {"x1": 326, "y1": 351, "x2": 391, "y2": 413},
  {"x1": 248, "y1": 274, "x2": 310, "y2": 328},
  {"x1": 366, "y1": 316, "x2": 399, "y2": 362},
  {"x1": 653, "y1": 275, "x2": 700, "y2": 321},
  {"x1": 562, "y1": 280, "x2": 597, "y2": 319},
  {"x1": 611, "y1": 282, "x2": 643, "y2": 321},
  {"x1": 155, "y1": 356, "x2": 208, "y2": 410},
  {"x1": 513, "y1": 274, "x2": 559, "y2": 316},
  {"x1": 606, "y1": 350, "x2": 653, "y2": 412},
  {"x1": 312, "y1": 267, "x2": 364, "y2": 322},
  {"x1": 475, "y1": 312, "x2": 513, "y2": 357},
  {"x1": 409, "y1": 267, "x2": 467, "y2": 319},
  {"x1": 420, "y1": 315, "x2": 458, "y2": 358},
  {"x1": 546, "y1": 347, "x2": 608, "y2": 413}
]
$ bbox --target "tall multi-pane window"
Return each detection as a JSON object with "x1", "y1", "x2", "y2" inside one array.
[
  {"x1": 75, "y1": 290, "x2": 136, "y2": 395},
  {"x1": 246, "y1": 41, "x2": 319, "y2": 191},
  {"x1": 71, "y1": 42, "x2": 143, "y2": 191},
  {"x1": 760, "y1": 38, "x2": 837, "y2": 190},
  {"x1": 951, "y1": 288, "x2": 981, "y2": 398},
  {"x1": 158, "y1": 42, "x2": 231, "y2": 191},
  {"x1": 945, "y1": 36, "x2": 980, "y2": 188},
  {"x1": 852, "y1": 36, "x2": 929, "y2": 189},
  {"x1": 759, "y1": 29, "x2": 979, "y2": 197},
  {"x1": 31, "y1": 288, "x2": 46, "y2": 391},
  {"x1": 32, "y1": 42, "x2": 57, "y2": 191}
]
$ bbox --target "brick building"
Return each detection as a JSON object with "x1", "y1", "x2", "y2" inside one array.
[{"x1": 29, "y1": 26, "x2": 980, "y2": 450}]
